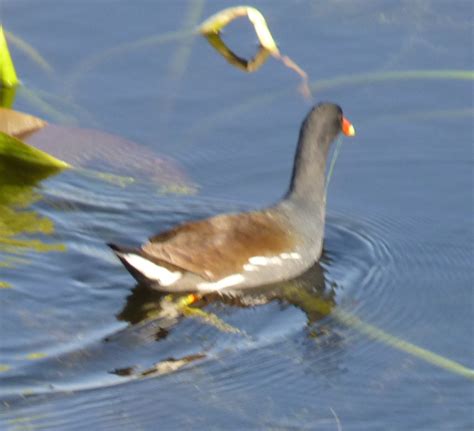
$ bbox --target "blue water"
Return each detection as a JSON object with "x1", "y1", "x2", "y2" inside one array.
[{"x1": 1, "y1": 1, "x2": 472, "y2": 429}]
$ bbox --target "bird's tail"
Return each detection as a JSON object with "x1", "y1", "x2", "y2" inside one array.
[
  {"x1": 108, "y1": 243, "x2": 151, "y2": 284},
  {"x1": 108, "y1": 243, "x2": 182, "y2": 287}
]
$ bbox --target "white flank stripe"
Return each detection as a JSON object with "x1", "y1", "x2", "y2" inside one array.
[
  {"x1": 280, "y1": 252, "x2": 301, "y2": 260},
  {"x1": 196, "y1": 274, "x2": 245, "y2": 292},
  {"x1": 248, "y1": 256, "x2": 270, "y2": 265},
  {"x1": 248, "y1": 256, "x2": 282, "y2": 266},
  {"x1": 243, "y1": 264, "x2": 258, "y2": 271},
  {"x1": 121, "y1": 254, "x2": 182, "y2": 286}
]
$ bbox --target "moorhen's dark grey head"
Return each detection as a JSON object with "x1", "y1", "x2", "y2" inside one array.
[
  {"x1": 287, "y1": 102, "x2": 355, "y2": 204},
  {"x1": 299, "y1": 102, "x2": 354, "y2": 151}
]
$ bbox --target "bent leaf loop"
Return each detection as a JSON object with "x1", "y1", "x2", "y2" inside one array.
[{"x1": 199, "y1": 6, "x2": 310, "y2": 97}]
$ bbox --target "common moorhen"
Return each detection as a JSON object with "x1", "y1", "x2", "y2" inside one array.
[{"x1": 109, "y1": 102, "x2": 355, "y2": 292}]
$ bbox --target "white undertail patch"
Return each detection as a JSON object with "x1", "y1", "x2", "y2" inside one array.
[{"x1": 121, "y1": 253, "x2": 182, "y2": 286}]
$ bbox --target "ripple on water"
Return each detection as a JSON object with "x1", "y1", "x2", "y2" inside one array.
[
  {"x1": 323, "y1": 207, "x2": 473, "y2": 378},
  {"x1": 2, "y1": 180, "x2": 472, "y2": 429}
]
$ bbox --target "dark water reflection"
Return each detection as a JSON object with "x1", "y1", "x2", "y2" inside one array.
[{"x1": 1, "y1": 0, "x2": 473, "y2": 430}]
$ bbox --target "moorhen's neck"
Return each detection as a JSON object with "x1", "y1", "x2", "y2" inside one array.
[{"x1": 283, "y1": 115, "x2": 335, "y2": 211}]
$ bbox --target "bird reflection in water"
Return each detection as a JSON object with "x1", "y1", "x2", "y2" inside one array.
[{"x1": 111, "y1": 258, "x2": 338, "y2": 378}]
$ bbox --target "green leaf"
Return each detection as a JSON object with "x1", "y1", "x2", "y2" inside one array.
[
  {"x1": 0, "y1": 131, "x2": 70, "y2": 169},
  {"x1": 0, "y1": 85, "x2": 17, "y2": 108},
  {"x1": 0, "y1": 26, "x2": 19, "y2": 87}
]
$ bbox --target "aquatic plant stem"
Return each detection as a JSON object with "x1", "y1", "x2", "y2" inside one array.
[
  {"x1": 64, "y1": 30, "x2": 193, "y2": 99},
  {"x1": 4, "y1": 29, "x2": 54, "y2": 77},
  {"x1": 333, "y1": 308, "x2": 474, "y2": 380},
  {"x1": 324, "y1": 136, "x2": 343, "y2": 198},
  {"x1": 285, "y1": 286, "x2": 474, "y2": 380},
  {"x1": 159, "y1": 0, "x2": 205, "y2": 126},
  {"x1": 186, "y1": 69, "x2": 474, "y2": 142}
]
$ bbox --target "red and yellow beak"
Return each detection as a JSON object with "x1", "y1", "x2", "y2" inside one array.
[{"x1": 342, "y1": 116, "x2": 356, "y2": 137}]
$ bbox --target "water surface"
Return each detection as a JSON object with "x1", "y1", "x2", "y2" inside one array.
[{"x1": 1, "y1": 1, "x2": 473, "y2": 429}]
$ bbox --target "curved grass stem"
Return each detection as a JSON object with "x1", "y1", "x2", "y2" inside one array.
[
  {"x1": 333, "y1": 308, "x2": 474, "y2": 380},
  {"x1": 4, "y1": 29, "x2": 54, "y2": 77},
  {"x1": 185, "y1": 69, "x2": 474, "y2": 143}
]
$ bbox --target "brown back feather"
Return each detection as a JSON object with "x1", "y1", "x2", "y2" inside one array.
[{"x1": 142, "y1": 212, "x2": 294, "y2": 280}]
